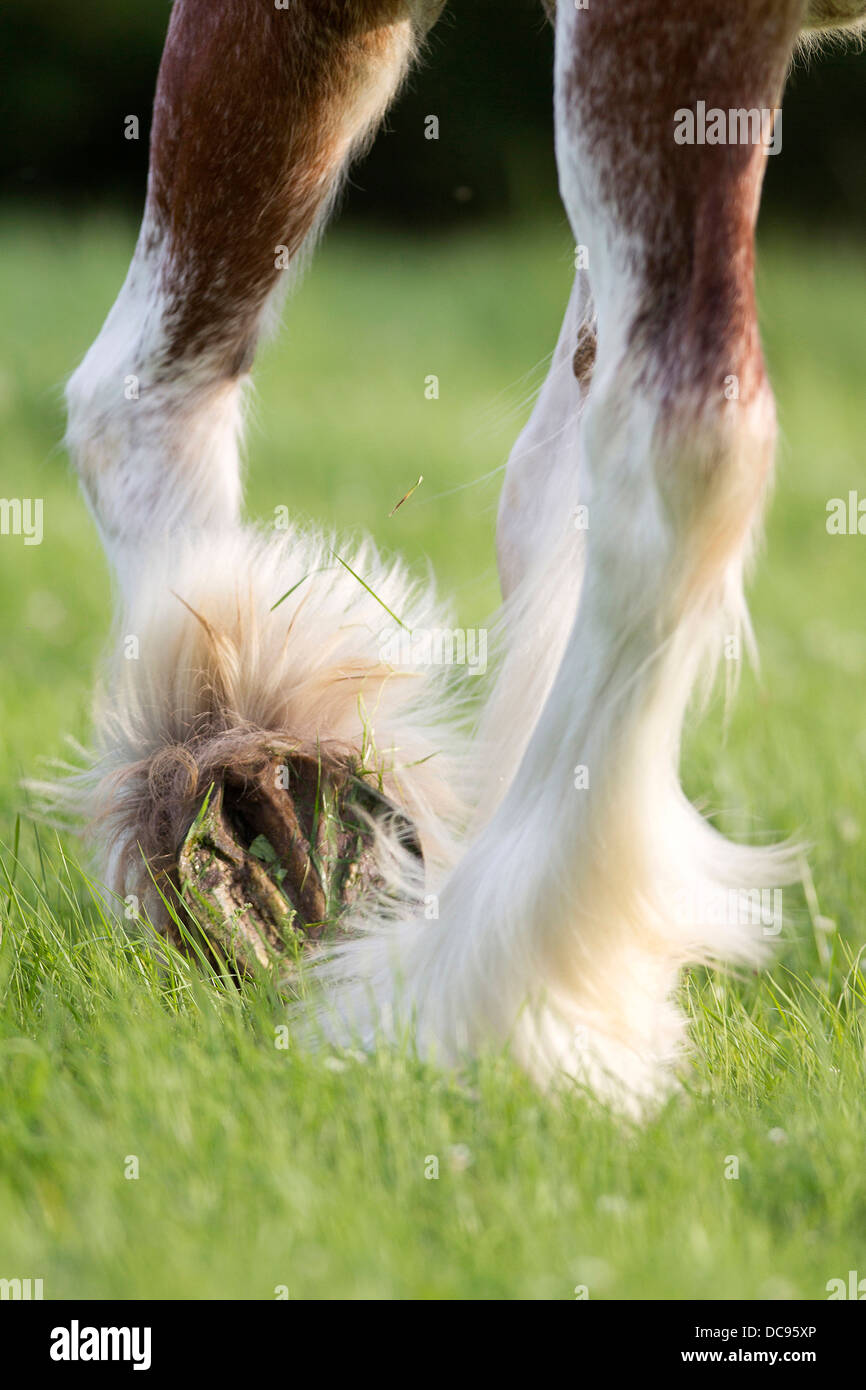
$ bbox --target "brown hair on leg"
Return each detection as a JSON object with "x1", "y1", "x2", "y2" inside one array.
[{"x1": 148, "y1": 0, "x2": 436, "y2": 377}]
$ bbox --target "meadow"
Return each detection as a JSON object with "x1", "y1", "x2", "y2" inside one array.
[{"x1": 0, "y1": 210, "x2": 865, "y2": 1299}]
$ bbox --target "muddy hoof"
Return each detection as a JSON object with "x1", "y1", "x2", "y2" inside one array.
[{"x1": 176, "y1": 751, "x2": 421, "y2": 972}]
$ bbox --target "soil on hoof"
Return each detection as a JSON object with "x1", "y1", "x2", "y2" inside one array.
[{"x1": 175, "y1": 751, "x2": 421, "y2": 973}]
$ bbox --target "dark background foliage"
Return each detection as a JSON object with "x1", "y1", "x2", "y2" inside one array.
[{"x1": 1, "y1": 0, "x2": 864, "y2": 233}]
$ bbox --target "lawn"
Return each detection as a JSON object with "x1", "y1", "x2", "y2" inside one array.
[{"x1": 0, "y1": 210, "x2": 865, "y2": 1300}]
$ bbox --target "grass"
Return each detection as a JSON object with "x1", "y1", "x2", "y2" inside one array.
[{"x1": 1, "y1": 209, "x2": 865, "y2": 1300}]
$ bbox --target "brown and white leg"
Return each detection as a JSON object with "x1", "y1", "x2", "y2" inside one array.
[
  {"x1": 66, "y1": 0, "x2": 442, "y2": 593},
  {"x1": 61, "y1": 1, "x2": 463, "y2": 952},
  {"x1": 324, "y1": 0, "x2": 808, "y2": 1106}
]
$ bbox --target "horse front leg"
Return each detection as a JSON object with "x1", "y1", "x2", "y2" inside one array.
[{"x1": 60, "y1": 0, "x2": 463, "y2": 963}]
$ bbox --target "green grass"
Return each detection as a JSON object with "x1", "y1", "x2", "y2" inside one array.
[{"x1": 1, "y1": 211, "x2": 865, "y2": 1300}]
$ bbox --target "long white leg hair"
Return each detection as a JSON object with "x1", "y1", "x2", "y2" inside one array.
[
  {"x1": 60, "y1": 0, "x2": 464, "y2": 942},
  {"x1": 313, "y1": 0, "x2": 817, "y2": 1110}
]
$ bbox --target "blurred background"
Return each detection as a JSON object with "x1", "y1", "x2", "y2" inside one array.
[{"x1": 3, "y1": 0, "x2": 866, "y2": 231}]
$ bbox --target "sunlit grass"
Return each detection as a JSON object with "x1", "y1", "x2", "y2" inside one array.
[{"x1": 0, "y1": 213, "x2": 865, "y2": 1298}]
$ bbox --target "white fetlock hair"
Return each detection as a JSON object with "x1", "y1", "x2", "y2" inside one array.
[
  {"x1": 47, "y1": 523, "x2": 468, "y2": 928},
  {"x1": 310, "y1": 566, "x2": 801, "y2": 1116},
  {"x1": 44, "y1": 511, "x2": 796, "y2": 1116},
  {"x1": 308, "y1": 414, "x2": 802, "y2": 1116}
]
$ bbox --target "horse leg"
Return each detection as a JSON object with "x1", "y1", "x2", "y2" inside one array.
[
  {"x1": 323, "y1": 0, "x2": 807, "y2": 1108},
  {"x1": 66, "y1": 0, "x2": 442, "y2": 594},
  {"x1": 60, "y1": 1, "x2": 461, "y2": 958}
]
